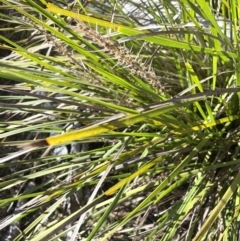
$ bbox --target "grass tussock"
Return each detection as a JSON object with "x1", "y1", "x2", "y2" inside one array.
[{"x1": 1, "y1": 0, "x2": 240, "y2": 240}]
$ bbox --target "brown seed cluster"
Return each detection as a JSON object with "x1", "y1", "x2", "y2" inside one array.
[{"x1": 71, "y1": 21, "x2": 164, "y2": 92}]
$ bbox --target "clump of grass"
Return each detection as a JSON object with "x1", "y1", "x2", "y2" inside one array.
[{"x1": 1, "y1": 0, "x2": 240, "y2": 240}]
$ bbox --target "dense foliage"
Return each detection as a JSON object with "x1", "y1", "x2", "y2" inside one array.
[{"x1": 1, "y1": 0, "x2": 240, "y2": 240}]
